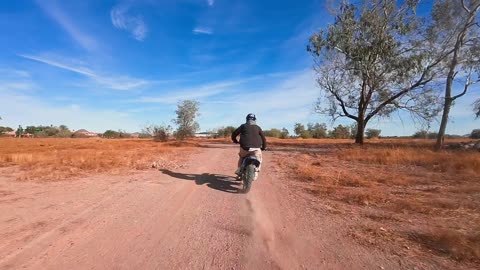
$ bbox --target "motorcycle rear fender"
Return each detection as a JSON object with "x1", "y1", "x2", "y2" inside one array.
[{"x1": 243, "y1": 156, "x2": 261, "y2": 167}]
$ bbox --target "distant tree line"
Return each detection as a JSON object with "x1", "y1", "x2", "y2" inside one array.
[
  {"x1": 0, "y1": 125, "x2": 76, "y2": 138},
  {"x1": 23, "y1": 125, "x2": 73, "y2": 138},
  {"x1": 0, "y1": 99, "x2": 201, "y2": 142},
  {"x1": 291, "y1": 123, "x2": 381, "y2": 139},
  {"x1": 0, "y1": 126, "x2": 13, "y2": 134},
  {"x1": 210, "y1": 122, "x2": 383, "y2": 140},
  {"x1": 215, "y1": 126, "x2": 236, "y2": 138}
]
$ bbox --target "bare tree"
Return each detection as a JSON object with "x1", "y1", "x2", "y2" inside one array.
[
  {"x1": 142, "y1": 124, "x2": 172, "y2": 142},
  {"x1": 430, "y1": 0, "x2": 480, "y2": 150},
  {"x1": 308, "y1": 0, "x2": 443, "y2": 144}
]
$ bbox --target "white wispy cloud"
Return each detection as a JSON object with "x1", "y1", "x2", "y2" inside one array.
[
  {"x1": 0, "y1": 69, "x2": 31, "y2": 78},
  {"x1": 18, "y1": 54, "x2": 95, "y2": 76},
  {"x1": 35, "y1": 0, "x2": 97, "y2": 50},
  {"x1": 18, "y1": 54, "x2": 149, "y2": 91},
  {"x1": 207, "y1": 0, "x2": 215, "y2": 6},
  {"x1": 127, "y1": 72, "x2": 301, "y2": 105},
  {"x1": 206, "y1": 70, "x2": 320, "y2": 126},
  {"x1": 131, "y1": 71, "x2": 307, "y2": 105},
  {"x1": 133, "y1": 80, "x2": 247, "y2": 104},
  {"x1": 111, "y1": 5, "x2": 147, "y2": 41},
  {"x1": 0, "y1": 82, "x2": 36, "y2": 92},
  {"x1": 0, "y1": 69, "x2": 36, "y2": 93},
  {"x1": 193, "y1": 27, "x2": 213, "y2": 35}
]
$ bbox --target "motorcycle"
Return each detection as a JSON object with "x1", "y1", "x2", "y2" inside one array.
[{"x1": 238, "y1": 148, "x2": 262, "y2": 193}]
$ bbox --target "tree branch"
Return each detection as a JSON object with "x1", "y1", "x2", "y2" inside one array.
[
  {"x1": 332, "y1": 91, "x2": 359, "y2": 121},
  {"x1": 452, "y1": 83, "x2": 470, "y2": 101},
  {"x1": 462, "y1": 0, "x2": 471, "y2": 13},
  {"x1": 452, "y1": 77, "x2": 480, "y2": 100},
  {"x1": 365, "y1": 73, "x2": 434, "y2": 123}
]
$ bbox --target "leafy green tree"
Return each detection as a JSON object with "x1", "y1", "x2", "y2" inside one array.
[
  {"x1": 280, "y1": 128, "x2": 289, "y2": 139},
  {"x1": 412, "y1": 130, "x2": 438, "y2": 139},
  {"x1": 264, "y1": 128, "x2": 282, "y2": 138},
  {"x1": 413, "y1": 130, "x2": 428, "y2": 139},
  {"x1": 308, "y1": 0, "x2": 443, "y2": 144},
  {"x1": 54, "y1": 125, "x2": 72, "y2": 138},
  {"x1": 330, "y1": 125, "x2": 350, "y2": 139},
  {"x1": 365, "y1": 129, "x2": 381, "y2": 139},
  {"x1": 307, "y1": 123, "x2": 328, "y2": 138},
  {"x1": 25, "y1": 126, "x2": 39, "y2": 137},
  {"x1": 103, "y1": 130, "x2": 120, "y2": 138},
  {"x1": 470, "y1": 129, "x2": 480, "y2": 139},
  {"x1": 300, "y1": 131, "x2": 312, "y2": 139},
  {"x1": 293, "y1": 123, "x2": 306, "y2": 137},
  {"x1": 430, "y1": 0, "x2": 480, "y2": 149},
  {"x1": 224, "y1": 126, "x2": 236, "y2": 137},
  {"x1": 16, "y1": 125, "x2": 24, "y2": 137},
  {"x1": 217, "y1": 126, "x2": 236, "y2": 138},
  {"x1": 42, "y1": 126, "x2": 59, "y2": 137},
  {"x1": 173, "y1": 100, "x2": 200, "y2": 140},
  {"x1": 427, "y1": 132, "x2": 439, "y2": 139}
]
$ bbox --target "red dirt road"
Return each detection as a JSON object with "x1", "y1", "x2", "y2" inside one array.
[{"x1": 1, "y1": 144, "x2": 412, "y2": 269}]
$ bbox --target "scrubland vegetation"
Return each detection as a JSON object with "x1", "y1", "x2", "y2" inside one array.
[
  {"x1": 271, "y1": 138, "x2": 480, "y2": 264},
  {"x1": 0, "y1": 138, "x2": 196, "y2": 181}
]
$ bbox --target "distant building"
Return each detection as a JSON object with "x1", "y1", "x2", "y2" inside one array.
[
  {"x1": 3, "y1": 131, "x2": 16, "y2": 137},
  {"x1": 3, "y1": 130, "x2": 33, "y2": 138},
  {"x1": 74, "y1": 129, "x2": 99, "y2": 137},
  {"x1": 194, "y1": 132, "x2": 217, "y2": 138}
]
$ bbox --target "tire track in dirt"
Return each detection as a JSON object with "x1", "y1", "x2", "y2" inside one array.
[{"x1": 0, "y1": 179, "x2": 141, "y2": 268}]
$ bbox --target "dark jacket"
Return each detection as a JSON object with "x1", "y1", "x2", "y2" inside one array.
[{"x1": 231, "y1": 121, "x2": 267, "y2": 150}]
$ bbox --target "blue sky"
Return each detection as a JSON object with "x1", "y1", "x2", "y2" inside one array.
[{"x1": 0, "y1": 0, "x2": 478, "y2": 136}]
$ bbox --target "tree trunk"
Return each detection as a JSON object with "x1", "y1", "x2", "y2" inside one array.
[
  {"x1": 435, "y1": 46, "x2": 457, "y2": 150},
  {"x1": 355, "y1": 119, "x2": 365, "y2": 144},
  {"x1": 435, "y1": 97, "x2": 452, "y2": 150}
]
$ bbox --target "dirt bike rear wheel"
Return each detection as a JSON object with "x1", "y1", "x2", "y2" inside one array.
[{"x1": 243, "y1": 164, "x2": 255, "y2": 193}]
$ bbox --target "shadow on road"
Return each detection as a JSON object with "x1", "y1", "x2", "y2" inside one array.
[{"x1": 160, "y1": 169, "x2": 242, "y2": 194}]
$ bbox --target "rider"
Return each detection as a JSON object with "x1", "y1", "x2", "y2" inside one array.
[{"x1": 231, "y1": 113, "x2": 267, "y2": 176}]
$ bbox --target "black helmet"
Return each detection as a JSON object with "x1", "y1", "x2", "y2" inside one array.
[{"x1": 246, "y1": 113, "x2": 256, "y2": 121}]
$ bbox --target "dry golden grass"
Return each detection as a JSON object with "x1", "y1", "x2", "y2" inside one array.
[
  {"x1": 268, "y1": 137, "x2": 472, "y2": 146},
  {"x1": 0, "y1": 138, "x2": 198, "y2": 181},
  {"x1": 273, "y1": 139, "x2": 480, "y2": 265},
  {"x1": 408, "y1": 229, "x2": 480, "y2": 262},
  {"x1": 339, "y1": 146, "x2": 480, "y2": 174}
]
